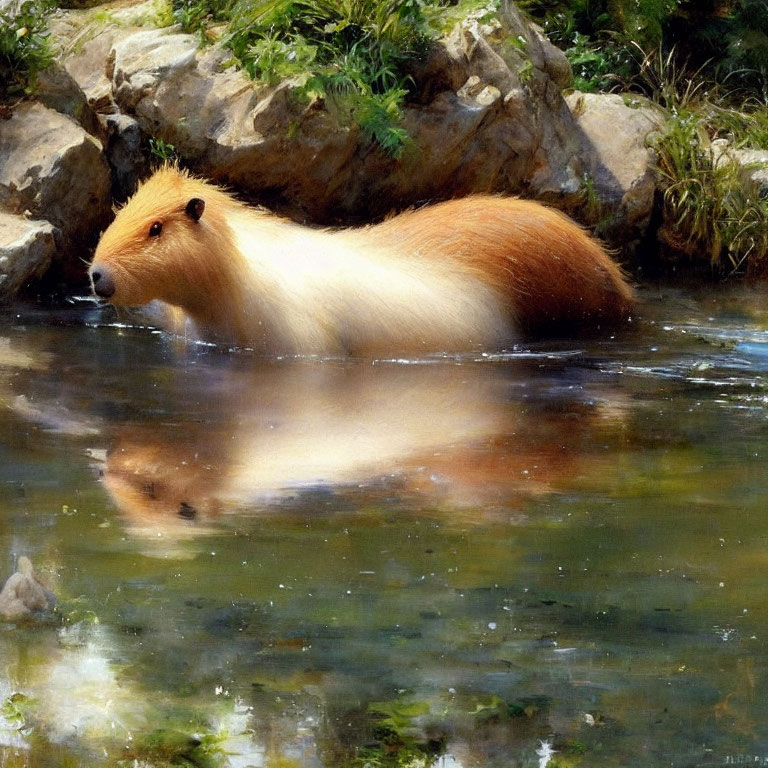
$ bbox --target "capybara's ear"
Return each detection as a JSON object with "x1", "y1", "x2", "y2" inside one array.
[{"x1": 185, "y1": 198, "x2": 205, "y2": 221}]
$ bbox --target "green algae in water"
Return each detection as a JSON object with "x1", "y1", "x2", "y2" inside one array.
[{"x1": 119, "y1": 729, "x2": 226, "y2": 768}]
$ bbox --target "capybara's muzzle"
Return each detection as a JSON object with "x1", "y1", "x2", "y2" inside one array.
[{"x1": 90, "y1": 264, "x2": 115, "y2": 299}]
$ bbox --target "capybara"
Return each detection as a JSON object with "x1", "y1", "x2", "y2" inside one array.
[{"x1": 90, "y1": 166, "x2": 634, "y2": 354}]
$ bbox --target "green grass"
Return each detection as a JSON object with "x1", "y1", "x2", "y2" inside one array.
[
  {"x1": 654, "y1": 108, "x2": 768, "y2": 274},
  {"x1": 0, "y1": 0, "x2": 55, "y2": 102},
  {"x1": 118, "y1": 729, "x2": 227, "y2": 768},
  {"x1": 627, "y1": 44, "x2": 709, "y2": 112},
  {"x1": 637, "y1": 44, "x2": 768, "y2": 274},
  {"x1": 708, "y1": 99, "x2": 768, "y2": 150},
  {"x1": 420, "y1": 0, "x2": 501, "y2": 36},
  {"x1": 226, "y1": 0, "x2": 433, "y2": 157},
  {"x1": 172, "y1": 0, "x2": 236, "y2": 34},
  {"x1": 516, "y1": 0, "x2": 665, "y2": 92}
]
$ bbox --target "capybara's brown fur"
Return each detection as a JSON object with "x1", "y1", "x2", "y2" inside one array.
[{"x1": 89, "y1": 167, "x2": 634, "y2": 354}]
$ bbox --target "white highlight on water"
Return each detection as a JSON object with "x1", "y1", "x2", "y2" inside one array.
[{"x1": 536, "y1": 739, "x2": 556, "y2": 768}]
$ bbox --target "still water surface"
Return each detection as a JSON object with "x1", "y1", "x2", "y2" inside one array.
[{"x1": 1, "y1": 286, "x2": 768, "y2": 767}]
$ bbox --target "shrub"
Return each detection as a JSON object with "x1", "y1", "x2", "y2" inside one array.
[
  {"x1": 0, "y1": 0, "x2": 54, "y2": 102},
  {"x1": 519, "y1": 0, "x2": 767, "y2": 97},
  {"x1": 517, "y1": 0, "x2": 683, "y2": 92},
  {"x1": 517, "y1": 1, "x2": 768, "y2": 275},
  {"x1": 664, "y1": 0, "x2": 768, "y2": 96}
]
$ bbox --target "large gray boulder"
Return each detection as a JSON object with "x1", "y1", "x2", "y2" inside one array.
[
  {"x1": 110, "y1": 26, "x2": 199, "y2": 112},
  {"x1": 566, "y1": 91, "x2": 665, "y2": 246},
  {"x1": 0, "y1": 212, "x2": 57, "y2": 300},
  {"x1": 35, "y1": 61, "x2": 102, "y2": 137},
  {"x1": 62, "y1": 27, "x2": 125, "y2": 114},
  {"x1": 0, "y1": 102, "x2": 112, "y2": 291}
]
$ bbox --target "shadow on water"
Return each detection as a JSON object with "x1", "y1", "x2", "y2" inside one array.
[{"x1": 2, "y1": 285, "x2": 768, "y2": 765}]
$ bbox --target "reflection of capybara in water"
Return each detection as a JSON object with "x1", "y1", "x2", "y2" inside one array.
[
  {"x1": 97, "y1": 362, "x2": 627, "y2": 536},
  {"x1": 101, "y1": 363, "x2": 507, "y2": 533},
  {"x1": 90, "y1": 167, "x2": 633, "y2": 354}
]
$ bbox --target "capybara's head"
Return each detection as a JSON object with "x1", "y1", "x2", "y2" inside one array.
[
  {"x1": 102, "y1": 432, "x2": 224, "y2": 536},
  {"x1": 90, "y1": 166, "x2": 229, "y2": 308}
]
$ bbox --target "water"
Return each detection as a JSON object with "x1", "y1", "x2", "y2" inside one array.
[{"x1": 1, "y1": 285, "x2": 768, "y2": 767}]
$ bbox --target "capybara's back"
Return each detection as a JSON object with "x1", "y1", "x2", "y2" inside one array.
[{"x1": 371, "y1": 196, "x2": 634, "y2": 334}]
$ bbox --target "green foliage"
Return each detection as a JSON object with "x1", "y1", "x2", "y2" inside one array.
[
  {"x1": 521, "y1": 2, "x2": 768, "y2": 272},
  {"x1": 630, "y1": 44, "x2": 710, "y2": 112},
  {"x1": 724, "y1": 0, "x2": 768, "y2": 90},
  {"x1": 353, "y1": 86, "x2": 411, "y2": 156},
  {"x1": 517, "y1": 0, "x2": 682, "y2": 91},
  {"x1": 171, "y1": 0, "x2": 437, "y2": 156},
  {"x1": 470, "y1": 694, "x2": 548, "y2": 722},
  {"x1": 421, "y1": 0, "x2": 501, "y2": 36},
  {"x1": 1, "y1": 692, "x2": 33, "y2": 732},
  {"x1": 577, "y1": 171, "x2": 603, "y2": 222},
  {"x1": 349, "y1": 698, "x2": 443, "y2": 767},
  {"x1": 634, "y1": 44, "x2": 768, "y2": 273},
  {"x1": 520, "y1": 0, "x2": 767, "y2": 97},
  {"x1": 148, "y1": 136, "x2": 179, "y2": 164},
  {"x1": 518, "y1": 0, "x2": 682, "y2": 50},
  {"x1": 0, "y1": 0, "x2": 54, "y2": 102},
  {"x1": 119, "y1": 729, "x2": 226, "y2": 768},
  {"x1": 115, "y1": 0, "x2": 175, "y2": 28},
  {"x1": 710, "y1": 100, "x2": 768, "y2": 149},
  {"x1": 243, "y1": 32, "x2": 318, "y2": 84},
  {"x1": 56, "y1": 0, "x2": 110, "y2": 7},
  {"x1": 173, "y1": 0, "x2": 237, "y2": 34},
  {"x1": 654, "y1": 110, "x2": 768, "y2": 272},
  {"x1": 562, "y1": 31, "x2": 633, "y2": 92},
  {"x1": 666, "y1": 1, "x2": 768, "y2": 95}
]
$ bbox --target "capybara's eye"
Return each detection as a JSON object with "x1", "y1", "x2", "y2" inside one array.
[{"x1": 148, "y1": 221, "x2": 163, "y2": 237}]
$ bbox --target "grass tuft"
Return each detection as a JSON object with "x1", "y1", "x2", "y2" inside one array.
[{"x1": 654, "y1": 108, "x2": 768, "y2": 273}]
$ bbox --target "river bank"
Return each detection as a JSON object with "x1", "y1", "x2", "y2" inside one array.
[{"x1": 1, "y1": 0, "x2": 766, "y2": 302}]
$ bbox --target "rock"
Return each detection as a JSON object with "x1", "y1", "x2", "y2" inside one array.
[
  {"x1": 35, "y1": 61, "x2": 102, "y2": 137},
  {"x1": 104, "y1": 14, "x2": 589, "y2": 223},
  {"x1": 62, "y1": 27, "x2": 124, "y2": 114},
  {"x1": 727, "y1": 148, "x2": 768, "y2": 199},
  {"x1": 104, "y1": 113, "x2": 148, "y2": 201},
  {"x1": 713, "y1": 141, "x2": 768, "y2": 197},
  {"x1": 0, "y1": 557, "x2": 55, "y2": 620},
  {"x1": 499, "y1": 0, "x2": 571, "y2": 90},
  {"x1": 110, "y1": 27, "x2": 199, "y2": 112},
  {"x1": 0, "y1": 211, "x2": 57, "y2": 300},
  {"x1": 423, "y1": 18, "x2": 583, "y2": 202},
  {"x1": 0, "y1": 102, "x2": 112, "y2": 290},
  {"x1": 566, "y1": 91, "x2": 665, "y2": 245}
]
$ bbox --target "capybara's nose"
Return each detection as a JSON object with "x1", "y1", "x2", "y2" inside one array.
[{"x1": 90, "y1": 264, "x2": 115, "y2": 299}]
